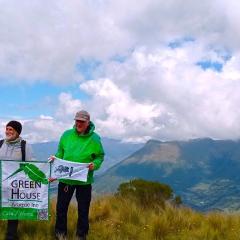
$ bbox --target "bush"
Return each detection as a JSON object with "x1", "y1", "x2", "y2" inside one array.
[
  {"x1": 116, "y1": 179, "x2": 175, "y2": 208},
  {"x1": 173, "y1": 195, "x2": 182, "y2": 206}
]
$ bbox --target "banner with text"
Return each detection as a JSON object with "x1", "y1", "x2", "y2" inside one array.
[
  {"x1": 0, "y1": 160, "x2": 50, "y2": 220},
  {"x1": 51, "y1": 158, "x2": 89, "y2": 182}
]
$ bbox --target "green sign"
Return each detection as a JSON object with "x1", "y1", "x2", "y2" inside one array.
[{"x1": 0, "y1": 160, "x2": 50, "y2": 220}]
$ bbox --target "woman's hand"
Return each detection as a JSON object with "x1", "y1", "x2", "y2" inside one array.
[
  {"x1": 48, "y1": 155, "x2": 56, "y2": 163},
  {"x1": 48, "y1": 177, "x2": 57, "y2": 182}
]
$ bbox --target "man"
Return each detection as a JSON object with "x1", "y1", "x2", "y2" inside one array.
[
  {"x1": 53, "y1": 110, "x2": 104, "y2": 240},
  {"x1": 0, "y1": 120, "x2": 32, "y2": 240}
]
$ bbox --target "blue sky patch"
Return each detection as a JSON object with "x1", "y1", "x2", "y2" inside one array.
[
  {"x1": 0, "y1": 81, "x2": 89, "y2": 119},
  {"x1": 196, "y1": 61, "x2": 224, "y2": 72},
  {"x1": 76, "y1": 59, "x2": 101, "y2": 80},
  {"x1": 168, "y1": 37, "x2": 195, "y2": 49},
  {"x1": 111, "y1": 54, "x2": 128, "y2": 63}
]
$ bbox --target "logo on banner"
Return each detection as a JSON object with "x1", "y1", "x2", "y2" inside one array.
[
  {"x1": 51, "y1": 158, "x2": 89, "y2": 181},
  {"x1": 54, "y1": 165, "x2": 74, "y2": 177},
  {"x1": 4, "y1": 163, "x2": 48, "y2": 204}
]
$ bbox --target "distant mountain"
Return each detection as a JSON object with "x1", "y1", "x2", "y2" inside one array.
[
  {"x1": 94, "y1": 138, "x2": 240, "y2": 211},
  {"x1": 31, "y1": 141, "x2": 58, "y2": 161},
  {"x1": 31, "y1": 138, "x2": 143, "y2": 175},
  {"x1": 100, "y1": 138, "x2": 143, "y2": 173}
]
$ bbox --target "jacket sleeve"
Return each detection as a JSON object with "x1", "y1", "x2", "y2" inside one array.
[
  {"x1": 55, "y1": 134, "x2": 64, "y2": 159},
  {"x1": 92, "y1": 139, "x2": 104, "y2": 171}
]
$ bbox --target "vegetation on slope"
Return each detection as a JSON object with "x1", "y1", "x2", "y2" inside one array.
[{"x1": 1, "y1": 179, "x2": 240, "y2": 240}]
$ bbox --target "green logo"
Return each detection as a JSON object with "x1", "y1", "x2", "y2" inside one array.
[{"x1": 5, "y1": 163, "x2": 48, "y2": 184}]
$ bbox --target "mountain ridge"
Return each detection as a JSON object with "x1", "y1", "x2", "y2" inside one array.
[
  {"x1": 95, "y1": 138, "x2": 240, "y2": 211},
  {"x1": 31, "y1": 137, "x2": 144, "y2": 175}
]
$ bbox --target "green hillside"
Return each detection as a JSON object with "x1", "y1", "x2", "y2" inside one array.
[
  {"x1": 1, "y1": 180, "x2": 240, "y2": 240},
  {"x1": 95, "y1": 138, "x2": 240, "y2": 211}
]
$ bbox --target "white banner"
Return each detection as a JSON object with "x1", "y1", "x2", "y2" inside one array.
[{"x1": 51, "y1": 158, "x2": 89, "y2": 182}]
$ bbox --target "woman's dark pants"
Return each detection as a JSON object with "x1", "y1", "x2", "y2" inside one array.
[{"x1": 5, "y1": 220, "x2": 19, "y2": 240}]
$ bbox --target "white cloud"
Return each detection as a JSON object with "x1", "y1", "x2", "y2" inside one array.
[
  {"x1": 222, "y1": 55, "x2": 240, "y2": 80},
  {"x1": 80, "y1": 78, "x2": 161, "y2": 141},
  {"x1": 78, "y1": 44, "x2": 240, "y2": 142},
  {"x1": 39, "y1": 115, "x2": 53, "y2": 120},
  {"x1": 0, "y1": 92, "x2": 84, "y2": 143},
  {"x1": 0, "y1": 0, "x2": 132, "y2": 83},
  {"x1": 0, "y1": 0, "x2": 240, "y2": 84},
  {"x1": 55, "y1": 92, "x2": 83, "y2": 120},
  {"x1": 2, "y1": 44, "x2": 239, "y2": 143},
  {"x1": 22, "y1": 118, "x2": 69, "y2": 143},
  {"x1": 1, "y1": 0, "x2": 240, "y2": 143}
]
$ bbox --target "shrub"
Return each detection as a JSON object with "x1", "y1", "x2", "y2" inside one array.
[{"x1": 116, "y1": 178, "x2": 174, "y2": 208}]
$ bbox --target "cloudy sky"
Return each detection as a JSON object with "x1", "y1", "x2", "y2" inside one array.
[{"x1": 0, "y1": 0, "x2": 240, "y2": 143}]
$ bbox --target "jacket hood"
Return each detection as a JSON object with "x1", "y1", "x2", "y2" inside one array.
[{"x1": 74, "y1": 121, "x2": 95, "y2": 137}]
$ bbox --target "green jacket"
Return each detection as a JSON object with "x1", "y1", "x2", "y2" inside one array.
[{"x1": 55, "y1": 121, "x2": 104, "y2": 185}]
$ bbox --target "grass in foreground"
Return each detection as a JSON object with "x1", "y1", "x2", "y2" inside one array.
[{"x1": 1, "y1": 195, "x2": 240, "y2": 240}]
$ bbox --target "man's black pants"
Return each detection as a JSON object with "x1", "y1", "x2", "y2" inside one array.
[
  {"x1": 55, "y1": 182, "x2": 92, "y2": 238},
  {"x1": 5, "y1": 220, "x2": 19, "y2": 240}
]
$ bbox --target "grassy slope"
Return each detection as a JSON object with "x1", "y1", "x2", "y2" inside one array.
[{"x1": 1, "y1": 196, "x2": 240, "y2": 240}]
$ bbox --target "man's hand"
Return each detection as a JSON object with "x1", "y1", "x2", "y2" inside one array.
[
  {"x1": 48, "y1": 155, "x2": 56, "y2": 163},
  {"x1": 88, "y1": 162, "x2": 94, "y2": 171}
]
